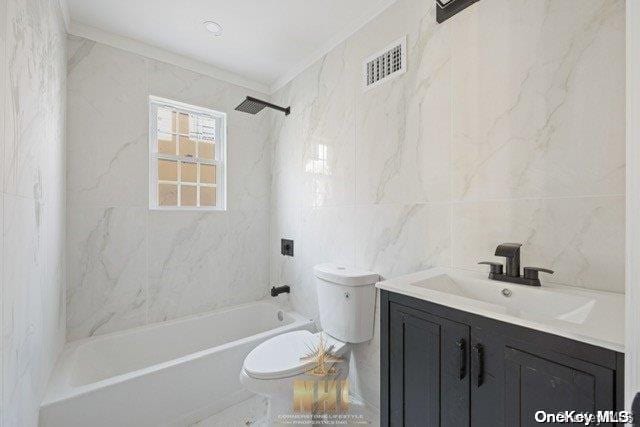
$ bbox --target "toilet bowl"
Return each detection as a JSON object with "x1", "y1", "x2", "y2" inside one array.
[
  {"x1": 240, "y1": 330, "x2": 350, "y2": 422},
  {"x1": 240, "y1": 263, "x2": 379, "y2": 424}
]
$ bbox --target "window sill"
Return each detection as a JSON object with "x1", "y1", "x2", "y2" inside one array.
[{"x1": 149, "y1": 206, "x2": 227, "y2": 212}]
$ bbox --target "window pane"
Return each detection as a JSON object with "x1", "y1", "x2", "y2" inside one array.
[
  {"x1": 179, "y1": 136, "x2": 197, "y2": 157},
  {"x1": 158, "y1": 133, "x2": 176, "y2": 155},
  {"x1": 178, "y1": 112, "x2": 190, "y2": 134},
  {"x1": 200, "y1": 164, "x2": 216, "y2": 184},
  {"x1": 159, "y1": 184, "x2": 177, "y2": 206},
  {"x1": 181, "y1": 185, "x2": 197, "y2": 206},
  {"x1": 199, "y1": 141, "x2": 215, "y2": 160},
  {"x1": 158, "y1": 159, "x2": 177, "y2": 181},
  {"x1": 200, "y1": 187, "x2": 216, "y2": 207},
  {"x1": 157, "y1": 107, "x2": 175, "y2": 133},
  {"x1": 181, "y1": 162, "x2": 197, "y2": 183},
  {"x1": 198, "y1": 116, "x2": 216, "y2": 141}
]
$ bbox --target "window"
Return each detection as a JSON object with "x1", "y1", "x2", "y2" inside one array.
[{"x1": 149, "y1": 96, "x2": 226, "y2": 210}]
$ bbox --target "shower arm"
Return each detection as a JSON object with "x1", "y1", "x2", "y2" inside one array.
[{"x1": 243, "y1": 96, "x2": 291, "y2": 115}]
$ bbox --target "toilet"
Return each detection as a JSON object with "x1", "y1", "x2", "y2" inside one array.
[{"x1": 240, "y1": 263, "x2": 379, "y2": 423}]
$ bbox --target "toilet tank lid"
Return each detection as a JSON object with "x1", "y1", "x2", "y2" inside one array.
[{"x1": 313, "y1": 263, "x2": 379, "y2": 286}]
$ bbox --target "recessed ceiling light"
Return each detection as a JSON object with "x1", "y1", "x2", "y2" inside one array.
[{"x1": 203, "y1": 20, "x2": 223, "y2": 36}]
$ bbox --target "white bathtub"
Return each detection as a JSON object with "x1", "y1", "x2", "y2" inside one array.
[{"x1": 40, "y1": 301, "x2": 314, "y2": 427}]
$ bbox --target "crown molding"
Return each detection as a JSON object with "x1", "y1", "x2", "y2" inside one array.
[
  {"x1": 269, "y1": 0, "x2": 398, "y2": 94},
  {"x1": 68, "y1": 21, "x2": 270, "y2": 94}
]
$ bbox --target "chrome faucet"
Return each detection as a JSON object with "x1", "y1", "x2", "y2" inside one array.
[{"x1": 479, "y1": 243, "x2": 553, "y2": 287}]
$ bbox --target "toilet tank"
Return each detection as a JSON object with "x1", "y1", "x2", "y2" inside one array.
[{"x1": 313, "y1": 263, "x2": 379, "y2": 343}]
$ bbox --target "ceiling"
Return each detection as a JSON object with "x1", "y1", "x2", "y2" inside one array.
[{"x1": 66, "y1": 0, "x2": 397, "y2": 93}]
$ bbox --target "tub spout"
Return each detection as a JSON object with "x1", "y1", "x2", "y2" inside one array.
[{"x1": 270, "y1": 285, "x2": 290, "y2": 297}]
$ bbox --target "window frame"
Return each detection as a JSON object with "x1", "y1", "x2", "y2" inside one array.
[{"x1": 148, "y1": 96, "x2": 227, "y2": 211}]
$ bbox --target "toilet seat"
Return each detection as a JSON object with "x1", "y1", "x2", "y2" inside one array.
[{"x1": 243, "y1": 330, "x2": 348, "y2": 380}]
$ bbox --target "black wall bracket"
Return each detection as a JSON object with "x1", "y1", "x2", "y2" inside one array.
[{"x1": 436, "y1": 0, "x2": 480, "y2": 23}]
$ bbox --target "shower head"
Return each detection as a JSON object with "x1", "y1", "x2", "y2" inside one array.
[{"x1": 235, "y1": 96, "x2": 290, "y2": 116}]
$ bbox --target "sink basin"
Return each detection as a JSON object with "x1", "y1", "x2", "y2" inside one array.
[{"x1": 376, "y1": 267, "x2": 624, "y2": 352}]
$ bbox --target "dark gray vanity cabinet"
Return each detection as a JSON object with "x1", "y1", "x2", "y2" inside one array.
[
  {"x1": 381, "y1": 290, "x2": 624, "y2": 427},
  {"x1": 503, "y1": 347, "x2": 614, "y2": 426},
  {"x1": 388, "y1": 304, "x2": 470, "y2": 426}
]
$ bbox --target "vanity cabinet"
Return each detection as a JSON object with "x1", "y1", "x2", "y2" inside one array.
[
  {"x1": 381, "y1": 290, "x2": 624, "y2": 427},
  {"x1": 389, "y1": 304, "x2": 470, "y2": 425}
]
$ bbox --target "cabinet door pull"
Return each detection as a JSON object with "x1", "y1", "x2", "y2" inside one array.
[
  {"x1": 473, "y1": 343, "x2": 484, "y2": 387},
  {"x1": 457, "y1": 338, "x2": 466, "y2": 380}
]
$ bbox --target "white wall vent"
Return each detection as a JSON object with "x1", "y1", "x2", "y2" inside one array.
[{"x1": 363, "y1": 36, "x2": 407, "y2": 91}]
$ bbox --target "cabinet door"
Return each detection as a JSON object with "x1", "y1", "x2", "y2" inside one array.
[
  {"x1": 504, "y1": 347, "x2": 615, "y2": 427},
  {"x1": 388, "y1": 303, "x2": 470, "y2": 427}
]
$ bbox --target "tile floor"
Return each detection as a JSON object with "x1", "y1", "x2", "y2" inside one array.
[{"x1": 191, "y1": 394, "x2": 379, "y2": 426}]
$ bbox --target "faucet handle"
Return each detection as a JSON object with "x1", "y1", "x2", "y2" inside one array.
[
  {"x1": 523, "y1": 267, "x2": 554, "y2": 281},
  {"x1": 478, "y1": 261, "x2": 503, "y2": 275}
]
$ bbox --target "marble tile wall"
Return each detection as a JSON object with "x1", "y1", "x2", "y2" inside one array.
[
  {"x1": 66, "y1": 36, "x2": 271, "y2": 340},
  {"x1": 1, "y1": 0, "x2": 67, "y2": 425},
  {"x1": 269, "y1": 0, "x2": 625, "y2": 409}
]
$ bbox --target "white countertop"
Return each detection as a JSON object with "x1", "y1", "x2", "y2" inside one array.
[{"x1": 376, "y1": 267, "x2": 625, "y2": 353}]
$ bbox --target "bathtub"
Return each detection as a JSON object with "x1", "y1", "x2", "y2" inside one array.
[{"x1": 39, "y1": 301, "x2": 314, "y2": 427}]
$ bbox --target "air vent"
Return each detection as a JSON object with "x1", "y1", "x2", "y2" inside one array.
[{"x1": 363, "y1": 37, "x2": 407, "y2": 91}]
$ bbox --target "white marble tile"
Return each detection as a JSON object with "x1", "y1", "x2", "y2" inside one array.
[
  {"x1": 226, "y1": 209, "x2": 270, "y2": 302},
  {"x1": 0, "y1": 0, "x2": 6, "y2": 193},
  {"x1": 295, "y1": 206, "x2": 357, "y2": 319},
  {"x1": 41, "y1": 6, "x2": 66, "y2": 207},
  {"x1": 353, "y1": 0, "x2": 452, "y2": 205},
  {"x1": 67, "y1": 37, "x2": 149, "y2": 208},
  {"x1": 269, "y1": 87, "x2": 306, "y2": 213},
  {"x1": 2, "y1": 1, "x2": 66, "y2": 425},
  {"x1": 269, "y1": 207, "x2": 302, "y2": 303},
  {"x1": 0, "y1": 194, "x2": 4, "y2": 425},
  {"x1": 4, "y1": 0, "x2": 50, "y2": 199},
  {"x1": 148, "y1": 209, "x2": 269, "y2": 323},
  {"x1": 147, "y1": 59, "x2": 267, "y2": 134},
  {"x1": 67, "y1": 206, "x2": 147, "y2": 340},
  {"x1": 225, "y1": 125, "x2": 271, "y2": 212},
  {"x1": 450, "y1": 0, "x2": 625, "y2": 201},
  {"x1": 345, "y1": 388, "x2": 381, "y2": 426},
  {"x1": 66, "y1": 40, "x2": 272, "y2": 335},
  {"x1": 147, "y1": 211, "x2": 231, "y2": 323},
  {"x1": 191, "y1": 395, "x2": 269, "y2": 427},
  {"x1": 0, "y1": 1, "x2": 7, "y2": 414},
  {"x1": 350, "y1": 295, "x2": 381, "y2": 409},
  {"x1": 355, "y1": 203, "x2": 451, "y2": 280},
  {"x1": 299, "y1": 42, "x2": 357, "y2": 208},
  {"x1": 41, "y1": 201, "x2": 66, "y2": 390},
  {"x1": 451, "y1": 196, "x2": 625, "y2": 293},
  {"x1": 2, "y1": 194, "x2": 45, "y2": 427},
  {"x1": 190, "y1": 394, "x2": 379, "y2": 427}
]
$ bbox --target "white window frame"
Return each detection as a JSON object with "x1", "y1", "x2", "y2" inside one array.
[{"x1": 149, "y1": 96, "x2": 227, "y2": 211}]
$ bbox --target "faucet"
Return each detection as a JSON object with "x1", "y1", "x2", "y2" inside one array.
[
  {"x1": 494, "y1": 243, "x2": 521, "y2": 277},
  {"x1": 270, "y1": 285, "x2": 290, "y2": 297},
  {"x1": 479, "y1": 243, "x2": 553, "y2": 287}
]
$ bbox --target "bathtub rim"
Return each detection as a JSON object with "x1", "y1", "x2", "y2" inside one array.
[{"x1": 42, "y1": 301, "x2": 314, "y2": 407}]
